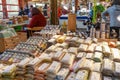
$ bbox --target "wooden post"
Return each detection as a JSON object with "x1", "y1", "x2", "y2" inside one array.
[{"x1": 50, "y1": 0, "x2": 58, "y2": 25}]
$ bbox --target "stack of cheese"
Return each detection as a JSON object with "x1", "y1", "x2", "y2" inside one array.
[
  {"x1": 102, "y1": 58, "x2": 114, "y2": 76},
  {"x1": 1, "y1": 64, "x2": 16, "y2": 80},
  {"x1": 16, "y1": 58, "x2": 32, "y2": 80},
  {"x1": 34, "y1": 62, "x2": 50, "y2": 80},
  {"x1": 25, "y1": 58, "x2": 43, "y2": 80},
  {"x1": 46, "y1": 61, "x2": 61, "y2": 80},
  {"x1": 61, "y1": 53, "x2": 75, "y2": 68},
  {"x1": 55, "y1": 68, "x2": 69, "y2": 80}
]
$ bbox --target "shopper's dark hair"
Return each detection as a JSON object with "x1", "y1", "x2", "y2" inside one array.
[
  {"x1": 112, "y1": 0, "x2": 120, "y2": 5},
  {"x1": 31, "y1": 7, "x2": 41, "y2": 16}
]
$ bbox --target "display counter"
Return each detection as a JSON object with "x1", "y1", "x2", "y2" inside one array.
[{"x1": 59, "y1": 15, "x2": 88, "y2": 29}]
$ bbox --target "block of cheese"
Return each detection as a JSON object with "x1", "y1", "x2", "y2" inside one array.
[
  {"x1": 47, "y1": 61, "x2": 61, "y2": 74},
  {"x1": 92, "y1": 62, "x2": 102, "y2": 72},
  {"x1": 59, "y1": 42, "x2": 68, "y2": 49},
  {"x1": 75, "y1": 70, "x2": 89, "y2": 80},
  {"x1": 95, "y1": 46, "x2": 102, "y2": 52},
  {"x1": 53, "y1": 51, "x2": 66, "y2": 61},
  {"x1": 73, "y1": 58, "x2": 86, "y2": 72},
  {"x1": 89, "y1": 72, "x2": 102, "y2": 80},
  {"x1": 111, "y1": 48, "x2": 120, "y2": 62},
  {"x1": 82, "y1": 59, "x2": 94, "y2": 71},
  {"x1": 93, "y1": 52, "x2": 103, "y2": 62},
  {"x1": 71, "y1": 37, "x2": 79, "y2": 42},
  {"x1": 79, "y1": 44, "x2": 88, "y2": 52},
  {"x1": 103, "y1": 76, "x2": 112, "y2": 80},
  {"x1": 114, "y1": 62, "x2": 120, "y2": 77},
  {"x1": 92, "y1": 38, "x2": 98, "y2": 43},
  {"x1": 38, "y1": 63, "x2": 50, "y2": 73},
  {"x1": 56, "y1": 68, "x2": 69, "y2": 80},
  {"x1": 102, "y1": 58, "x2": 114, "y2": 76},
  {"x1": 65, "y1": 36, "x2": 72, "y2": 42},
  {"x1": 54, "y1": 47, "x2": 63, "y2": 52},
  {"x1": 46, "y1": 45, "x2": 56, "y2": 52},
  {"x1": 77, "y1": 38, "x2": 84, "y2": 44},
  {"x1": 48, "y1": 38, "x2": 56, "y2": 44},
  {"x1": 86, "y1": 53, "x2": 93, "y2": 59},
  {"x1": 17, "y1": 58, "x2": 32, "y2": 68},
  {"x1": 66, "y1": 72, "x2": 76, "y2": 80},
  {"x1": 68, "y1": 47, "x2": 78, "y2": 55},
  {"x1": 77, "y1": 52, "x2": 86, "y2": 59},
  {"x1": 102, "y1": 45, "x2": 111, "y2": 57},
  {"x1": 87, "y1": 43, "x2": 96, "y2": 52},
  {"x1": 84, "y1": 37, "x2": 92, "y2": 45},
  {"x1": 52, "y1": 35, "x2": 61, "y2": 39},
  {"x1": 56, "y1": 35, "x2": 66, "y2": 43},
  {"x1": 39, "y1": 53, "x2": 52, "y2": 62},
  {"x1": 61, "y1": 53, "x2": 75, "y2": 67}
]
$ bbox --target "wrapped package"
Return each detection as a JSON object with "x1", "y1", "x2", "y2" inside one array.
[
  {"x1": 114, "y1": 62, "x2": 120, "y2": 77},
  {"x1": 116, "y1": 41, "x2": 120, "y2": 49},
  {"x1": 65, "y1": 36, "x2": 72, "y2": 42},
  {"x1": 46, "y1": 45, "x2": 56, "y2": 52},
  {"x1": 102, "y1": 45, "x2": 111, "y2": 57},
  {"x1": 48, "y1": 38, "x2": 56, "y2": 44},
  {"x1": 89, "y1": 72, "x2": 102, "y2": 80},
  {"x1": 54, "y1": 47, "x2": 63, "y2": 52},
  {"x1": 37, "y1": 63, "x2": 50, "y2": 73},
  {"x1": 46, "y1": 61, "x2": 61, "y2": 74},
  {"x1": 39, "y1": 53, "x2": 52, "y2": 62},
  {"x1": 79, "y1": 44, "x2": 88, "y2": 52},
  {"x1": 52, "y1": 35, "x2": 61, "y2": 39},
  {"x1": 102, "y1": 58, "x2": 114, "y2": 76},
  {"x1": 103, "y1": 76, "x2": 112, "y2": 80},
  {"x1": 53, "y1": 51, "x2": 66, "y2": 61},
  {"x1": 68, "y1": 47, "x2": 78, "y2": 55},
  {"x1": 77, "y1": 52, "x2": 86, "y2": 59},
  {"x1": 66, "y1": 72, "x2": 76, "y2": 80},
  {"x1": 92, "y1": 38, "x2": 98, "y2": 43},
  {"x1": 70, "y1": 37, "x2": 79, "y2": 42},
  {"x1": 59, "y1": 42, "x2": 68, "y2": 49},
  {"x1": 84, "y1": 37, "x2": 92, "y2": 45},
  {"x1": 73, "y1": 58, "x2": 86, "y2": 72},
  {"x1": 82, "y1": 59, "x2": 94, "y2": 71},
  {"x1": 77, "y1": 38, "x2": 84, "y2": 44},
  {"x1": 56, "y1": 35, "x2": 66, "y2": 43},
  {"x1": 95, "y1": 46, "x2": 102, "y2": 52},
  {"x1": 93, "y1": 52, "x2": 103, "y2": 62},
  {"x1": 75, "y1": 70, "x2": 89, "y2": 80},
  {"x1": 111, "y1": 48, "x2": 120, "y2": 62},
  {"x1": 92, "y1": 62, "x2": 102, "y2": 72},
  {"x1": 56, "y1": 68, "x2": 69, "y2": 80},
  {"x1": 61, "y1": 53, "x2": 75, "y2": 68},
  {"x1": 86, "y1": 53, "x2": 94, "y2": 59},
  {"x1": 87, "y1": 43, "x2": 96, "y2": 52},
  {"x1": 101, "y1": 41, "x2": 109, "y2": 46}
]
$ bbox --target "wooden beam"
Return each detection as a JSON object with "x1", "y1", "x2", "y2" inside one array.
[{"x1": 50, "y1": 0, "x2": 58, "y2": 25}]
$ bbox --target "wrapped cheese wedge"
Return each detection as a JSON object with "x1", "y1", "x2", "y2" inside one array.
[
  {"x1": 66, "y1": 72, "x2": 76, "y2": 80},
  {"x1": 46, "y1": 45, "x2": 56, "y2": 52},
  {"x1": 77, "y1": 38, "x2": 84, "y2": 44},
  {"x1": 73, "y1": 58, "x2": 86, "y2": 72},
  {"x1": 87, "y1": 43, "x2": 96, "y2": 52},
  {"x1": 61, "y1": 53, "x2": 75, "y2": 68},
  {"x1": 54, "y1": 47, "x2": 63, "y2": 52},
  {"x1": 52, "y1": 35, "x2": 61, "y2": 39},
  {"x1": 111, "y1": 48, "x2": 120, "y2": 62},
  {"x1": 114, "y1": 62, "x2": 120, "y2": 77},
  {"x1": 48, "y1": 38, "x2": 56, "y2": 44},
  {"x1": 68, "y1": 47, "x2": 78, "y2": 55},
  {"x1": 92, "y1": 38, "x2": 98, "y2": 43},
  {"x1": 39, "y1": 53, "x2": 52, "y2": 62},
  {"x1": 102, "y1": 58, "x2": 114, "y2": 76},
  {"x1": 82, "y1": 59, "x2": 94, "y2": 71},
  {"x1": 103, "y1": 76, "x2": 112, "y2": 80},
  {"x1": 92, "y1": 62, "x2": 102, "y2": 72},
  {"x1": 46, "y1": 61, "x2": 61, "y2": 74},
  {"x1": 56, "y1": 68, "x2": 69, "y2": 80},
  {"x1": 65, "y1": 36, "x2": 72, "y2": 42},
  {"x1": 75, "y1": 70, "x2": 89, "y2": 80},
  {"x1": 79, "y1": 44, "x2": 88, "y2": 52},
  {"x1": 86, "y1": 53, "x2": 94, "y2": 59},
  {"x1": 56, "y1": 35, "x2": 66, "y2": 43},
  {"x1": 93, "y1": 52, "x2": 103, "y2": 62},
  {"x1": 53, "y1": 51, "x2": 66, "y2": 61},
  {"x1": 102, "y1": 45, "x2": 111, "y2": 57},
  {"x1": 89, "y1": 72, "x2": 102, "y2": 80},
  {"x1": 84, "y1": 37, "x2": 92, "y2": 45},
  {"x1": 95, "y1": 46, "x2": 102, "y2": 52},
  {"x1": 77, "y1": 52, "x2": 86, "y2": 59},
  {"x1": 70, "y1": 37, "x2": 79, "y2": 42}
]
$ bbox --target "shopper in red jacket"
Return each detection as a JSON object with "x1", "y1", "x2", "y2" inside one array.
[
  {"x1": 27, "y1": 7, "x2": 46, "y2": 38},
  {"x1": 28, "y1": 7, "x2": 46, "y2": 28}
]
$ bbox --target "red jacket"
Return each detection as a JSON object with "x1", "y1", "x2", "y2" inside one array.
[{"x1": 28, "y1": 13, "x2": 46, "y2": 28}]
